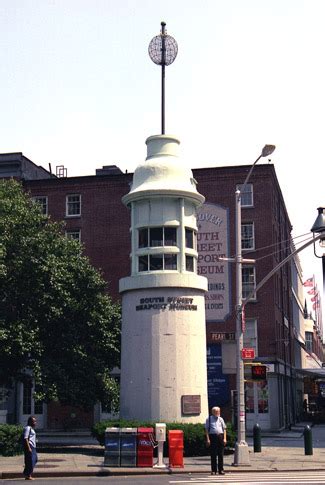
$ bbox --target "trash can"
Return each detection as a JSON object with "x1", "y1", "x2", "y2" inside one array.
[
  {"x1": 104, "y1": 427, "x2": 121, "y2": 467},
  {"x1": 168, "y1": 430, "x2": 184, "y2": 468},
  {"x1": 120, "y1": 427, "x2": 137, "y2": 467},
  {"x1": 137, "y1": 427, "x2": 154, "y2": 467}
]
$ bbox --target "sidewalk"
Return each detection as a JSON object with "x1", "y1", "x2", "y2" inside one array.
[{"x1": 1, "y1": 423, "x2": 325, "y2": 479}]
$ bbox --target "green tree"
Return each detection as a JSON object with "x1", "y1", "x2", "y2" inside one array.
[{"x1": 0, "y1": 179, "x2": 120, "y2": 409}]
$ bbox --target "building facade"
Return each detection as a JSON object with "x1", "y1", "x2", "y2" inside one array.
[{"x1": 1, "y1": 151, "x2": 317, "y2": 431}]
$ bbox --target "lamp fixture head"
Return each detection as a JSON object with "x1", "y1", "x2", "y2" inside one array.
[
  {"x1": 311, "y1": 207, "x2": 325, "y2": 258},
  {"x1": 311, "y1": 207, "x2": 325, "y2": 234},
  {"x1": 261, "y1": 145, "x2": 276, "y2": 158}
]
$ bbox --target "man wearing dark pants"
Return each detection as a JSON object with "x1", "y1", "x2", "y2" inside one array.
[
  {"x1": 205, "y1": 406, "x2": 227, "y2": 475},
  {"x1": 23, "y1": 416, "x2": 38, "y2": 480}
]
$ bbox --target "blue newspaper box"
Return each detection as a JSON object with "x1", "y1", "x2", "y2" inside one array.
[
  {"x1": 104, "y1": 427, "x2": 120, "y2": 467},
  {"x1": 120, "y1": 427, "x2": 137, "y2": 467}
]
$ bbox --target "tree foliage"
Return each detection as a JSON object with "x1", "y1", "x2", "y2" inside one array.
[{"x1": 0, "y1": 179, "x2": 121, "y2": 409}]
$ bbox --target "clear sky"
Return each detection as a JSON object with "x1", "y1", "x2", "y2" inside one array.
[{"x1": 1, "y1": 0, "x2": 324, "y2": 321}]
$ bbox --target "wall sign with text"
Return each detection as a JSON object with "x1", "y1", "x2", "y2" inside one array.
[
  {"x1": 135, "y1": 296, "x2": 198, "y2": 312},
  {"x1": 197, "y1": 203, "x2": 231, "y2": 322},
  {"x1": 207, "y1": 343, "x2": 229, "y2": 408}
]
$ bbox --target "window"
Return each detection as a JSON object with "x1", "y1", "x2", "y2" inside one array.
[
  {"x1": 150, "y1": 227, "x2": 163, "y2": 247},
  {"x1": 242, "y1": 266, "x2": 256, "y2": 300},
  {"x1": 186, "y1": 255, "x2": 194, "y2": 272},
  {"x1": 138, "y1": 255, "x2": 149, "y2": 272},
  {"x1": 243, "y1": 319, "x2": 258, "y2": 355},
  {"x1": 245, "y1": 381, "x2": 269, "y2": 414},
  {"x1": 66, "y1": 194, "x2": 81, "y2": 216},
  {"x1": 150, "y1": 254, "x2": 163, "y2": 271},
  {"x1": 185, "y1": 228, "x2": 195, "y2": 249},
  {"x1": 257, "y1": 381, "x2": 269, "y2": 413},
  {"x1": 34, "y1": 385, "x2": 43, "y2": 415},
  {"x1": 237, "y1": 183, "x2": 253, "y2": 207},
  {"x1": 138, "y1": 227, "x2": 177, "y2": 248},
  {"x1": 137, "y1": 226, "x2": 178, "y2": 272},
  {"x1": 0, "y1": 386, "x2": 7, "y2": 411},
  {"x1": 32, "y1": 196, "x2": 48, "y2": 215},
  {"x1": 164, "y1": 227, "x2": 177, "y2": 246},
  {"x1": 138, "y1": 228, "x2": 148, "y2": 248},
  {"x1": 66, "y1": 229, "x2": 81, "y2": 242},
  {"x1": 23, "y1": 381, "x2": 32, "y2": 415},
  {"x1": 241, "y1": 223, "x2": 255, "y2": 250},
  {"x1": 164, "y1": 254, "x2": 177, "y2": 270},
  {"x1": 305, "y1": 332, "x2": 313, "y2": 353},
  {"x1": 245, "y1": 382, "x2": 255, "y2": 413},
  {"x1": 138, "y1": 254, "x2": 178, "y2": 272}
]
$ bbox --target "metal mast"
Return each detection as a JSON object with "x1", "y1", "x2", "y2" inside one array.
[{"x1": 148, "y1": 22, "x2": 178, "y2": 134}]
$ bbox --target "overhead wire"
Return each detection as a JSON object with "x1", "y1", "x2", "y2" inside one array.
[{"x1": 225, "y1": 231, "x2": 313, "y2": 262}]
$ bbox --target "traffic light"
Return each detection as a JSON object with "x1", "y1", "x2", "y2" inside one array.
[{"x1": 251, "y1": 365, "x2": 267, "y2": 380}]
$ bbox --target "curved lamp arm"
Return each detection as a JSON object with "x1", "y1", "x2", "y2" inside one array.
[{"x1": 242, "y1": 233, "x2": 324, "y2": 309}]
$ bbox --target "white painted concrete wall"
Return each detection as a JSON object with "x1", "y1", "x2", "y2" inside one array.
[{"x1": 120, "y1": 287, "x2": 208, "y2": 422}]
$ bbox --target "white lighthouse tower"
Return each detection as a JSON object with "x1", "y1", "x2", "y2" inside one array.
[{"x1": 119, "y1": 134, "x2": 208, "y2": 422}]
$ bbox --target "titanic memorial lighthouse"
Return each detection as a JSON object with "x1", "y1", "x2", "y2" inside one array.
[
  {"x1": 119, "y1": 134, "x2": 209, "y2": 422},
  {"x1": 119, "y1": 24, "x2": 208, "y2": 422}
]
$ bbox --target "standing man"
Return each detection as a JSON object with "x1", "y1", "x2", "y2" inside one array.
[
  {"x1": 23, "y1": 416, "x2": 38, "y2": 480},
  {"x1": 205, "y1": 406, "x2": 227, "y2": 475}
]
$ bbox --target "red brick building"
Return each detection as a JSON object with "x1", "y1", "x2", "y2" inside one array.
[{"x1": 1, "y1": 152, "x2": 309, "y2": 430}]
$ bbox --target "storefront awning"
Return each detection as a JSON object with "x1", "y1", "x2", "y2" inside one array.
[{"x1": 297, "y1": 368, "x2": 325, "y2": 378}]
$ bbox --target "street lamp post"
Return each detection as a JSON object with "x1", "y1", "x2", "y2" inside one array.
[
  {"x1": 234, "y1": 144, "x2": 275, "y2": 466},
  {"x1": 229, "y1": 200, "x2": 325, "y2": 466}
]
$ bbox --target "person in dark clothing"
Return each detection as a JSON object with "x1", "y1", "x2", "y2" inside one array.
[{"x1": 205, "y1": 406, "x2": 227, "y2": 475}]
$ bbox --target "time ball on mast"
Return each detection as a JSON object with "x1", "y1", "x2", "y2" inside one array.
[{"x1": 148, "y1": 22, "x2": 178, "y2": 135}]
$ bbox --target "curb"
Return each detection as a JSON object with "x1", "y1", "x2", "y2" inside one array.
[{"x1": 3, "y1": 467, "x2": 325, "y2": 480}]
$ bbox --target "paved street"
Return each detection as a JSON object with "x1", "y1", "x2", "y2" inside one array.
[{"x1": 3, "y1": 471, "x2": 325, "y2": 484}]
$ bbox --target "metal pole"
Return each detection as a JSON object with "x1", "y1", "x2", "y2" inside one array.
[
  {"x1": 161, "y1": 22, "x2": 166, "y2": 134},
  {"x1": 233, "y1": 189, "x2": 250, "y2": 466},
  {"x1": 322, "y1": 254, "x2": 325, "y2": 299}
]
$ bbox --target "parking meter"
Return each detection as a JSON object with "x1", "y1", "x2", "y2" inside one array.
[{"x1": 153, "y1": 423, "x2": 167, "y2": 468}]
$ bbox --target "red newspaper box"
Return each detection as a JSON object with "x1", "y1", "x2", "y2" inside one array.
[
  {"x1": 168, "y1": 430, "x2": 184, "y2": 468},
  {"x1": 137, "y1": 427, "x2": 154, "y2": 467}
]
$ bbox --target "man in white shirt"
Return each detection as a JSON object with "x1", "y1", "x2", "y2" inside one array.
[
  {"x1": 23, "y1": 416, "x2": 37, "y2": 480},
  {"x1": 205, "y1": 406, "x2": 227, "y2": 475}
]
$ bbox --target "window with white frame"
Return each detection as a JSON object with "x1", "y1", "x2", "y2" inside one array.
[
  {"x1": 66, "y1": 229, "x2": 81, "y2": 242},
  {"x1": 139, "y1": 253, "x2": 178, "y2": 272},
  {"x1": 185, "y1": 228, "x2": 196, "y2": 249},
  {"x1": 138, "y1": 226, "x2": 179, "y2": 272},
  {"x1": 242, "y1": 266, "x2": 256, "y2": 300},
  {"x1": 32, "y1": 196, "x2": 48, "y2": 215},
  {"x1": 137, "y1": 225, "x2": 196, "y2": 273},
  {"x1": 241, "y1": 222, "x2": 255, "y2": 250},
  {"x1": 243, "y1": 318, "x2": 258, "y2": 355},
  {"x1": 66, "y1": 194, "x2": 81, "y2": 217},
  {"x1": 138, "y1": 227, "x2": 177, "y2": 248},
  {"x1": 186, "y1": 255, "x2": 194, "y2": 271},
  {"x1": 305, "y1": 331, "x2": 313, "y2": 353},
  {"x1": 237, "y1": 183, "x2": 253, "y2": 207}
]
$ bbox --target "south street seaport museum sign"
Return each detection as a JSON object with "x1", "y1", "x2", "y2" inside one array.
[
  {"x1": 197, "y1": 203, "x2": 230, "y2": 322},
  {"x1": 136, "y1": 296, "x2": 198, "y2": 311}
]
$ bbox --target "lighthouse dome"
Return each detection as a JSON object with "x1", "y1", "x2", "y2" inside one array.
[{"x1": 122, "y1": 135, "x2": 204, "y2": 206}]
